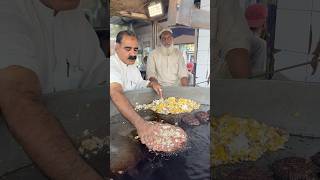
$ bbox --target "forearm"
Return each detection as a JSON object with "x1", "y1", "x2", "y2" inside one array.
[
  {"x1": 225, "y1": 48, "x2": 251, "y2": 78},
  {"x1": 180, "y1": 77, "x2": 188, "y2": 86},
  {"x1": 0, "y1": 66, "x2": 101, "y2": 180},
  {"x1": 110, "y1": 89, "x2": 145, "y2": 129},
  {"x1": 1, "y1": 94, "x2": 102, "y2": 180}
]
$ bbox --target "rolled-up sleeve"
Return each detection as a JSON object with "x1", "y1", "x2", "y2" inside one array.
[
  {"x1": 110, "y1": 64, "x2": 123, "y2": 86},
  {"x1": 0, "y1": 10, "x2": 39, "y2": 75},
  {"x1": 146, "y1": 51, "x2": 157, "y2": 79}
]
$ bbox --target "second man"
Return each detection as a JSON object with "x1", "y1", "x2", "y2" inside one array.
[{"x1": 147, "y1": 28, "x2": 189, "y2": 87}]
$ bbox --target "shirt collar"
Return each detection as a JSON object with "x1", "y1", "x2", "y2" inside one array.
[
  {"x1": 33, "y1": 0, "x2": 56, "y2": 18},
  {"x1": 32, "y1": 0, "x2": 80, "y2": 19},
  {"x1": 115, "y1": 53, "x2": 133, "y2": 68}
]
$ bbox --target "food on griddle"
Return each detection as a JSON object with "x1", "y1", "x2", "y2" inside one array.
[
  {"x1": 181, "y1": 113, "x2": 200, "y2": 126},
  {"x1": 142, "y1": 121, "x2": 187, "y2": 153},
  {"x1": 272, "y1": 157, "x2": 317, "y2": 180},
  {"x1": 225, "y1": 166, "x2": 274, "y2": 180},
  {"x1": 79, "y1": 136, "x2": 104, "y2": 153},
  {"x1": 311, "y1": 152, "x2": 320, "y2": 167},
  {"x1": 78, "y1": 130, "x2": 106, "y2": 157},
  {"x1": 194, "y1": 111, "x2": 209, "y2": 123},
  {"x1": 211, "y1": 114, "x2": 289, "y2": 166},
  {"x1": 135, "y1": 97, "x2": 200, "y2": 115}
]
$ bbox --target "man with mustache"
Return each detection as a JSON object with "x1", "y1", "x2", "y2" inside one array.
[
  {"x1": 147, "y1": 28, "x2": 189, "y2": 87},
  {"x1": 0, "y1": 0, "x2": 106, "y2": 179},
  {"x1": 110, "y1": 30, "x2": 166, "y2": 150}
]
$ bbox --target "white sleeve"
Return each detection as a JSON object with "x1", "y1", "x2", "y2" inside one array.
[
  {"x1": 250, "y1": 36, "x2": 267, "y2": 74},
  {"x1": 110, "y1": 63, "x2": 123, "y2": 87},
  {"x1": 77, "y1": 14, "x2": 107, "y2": 88},
  {"x1": 0, "y1": 5, "x2": 40, "y2": 75},
  {"x1": 146, "y1": 51, "x2": 157, "y2": 79},
  {"x1": 133, "y1": 68, "x2": 150, "y2": 89},
  {"x1": 217, "y1": 0, "x2": 251, "y2": 55},
  {"x1": 136, "y1": 78, "x2": 150, "y2": 89}
]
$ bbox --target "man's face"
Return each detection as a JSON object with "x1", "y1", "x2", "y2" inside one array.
[
  {"x1": 40, "y1": 0, "x2": 80, "y2": 11},
  {"x1": 160, "y1": 31, "x2": 173, "y2": 48},
  {"x1": 115, "y1": 35, "x2": 139, "y2": 65}
]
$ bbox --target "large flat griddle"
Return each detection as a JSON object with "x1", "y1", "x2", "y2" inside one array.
[
  {"x1": 110, "y1": 87, "x2": 210, "y2": 180},
  {"x1": 110, "y1": 87, "x2": 210, "y2": 139},
  {"x1": 0, "y1": 87, "x2": 107, "y2": 179},
  {"x1": 213, "y1": 79, "x2": 320, "y2": 137},
  {"x1": 212, "y1": 79, "x2": 320, "y2": 179},
  {"x1": 110, "y1": 87, "x2": 210, "y2": 134}
]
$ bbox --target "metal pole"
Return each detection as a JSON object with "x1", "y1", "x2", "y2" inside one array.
[
  {"x1": 266, "y1": 0, "x2": 278, "y2": 79},
  {"x1": 151, "y1": 21, "x2": 159, "y2": 50},
  {"x1": 193, "y1": 29, "x2": 199, "y2": 87},
  {"x1": 249, "y1": 58, "x2": 320, "y2": 79}
]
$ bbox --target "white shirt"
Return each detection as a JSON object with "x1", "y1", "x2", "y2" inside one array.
[
  {"x1": 0, "y1": 0, "x2": 106, "y2": 94},
  {"x1": 110, "y1": 53, "x2": 149, "y2": 91},
  {"x1": 249, "y1": 34, "x2": 267, "y2": 75},
  {"x1": 212, "y1": 0, "x2": 251, "y2": 78},
  {"x1": 147, "y1": 46, "x2": 188, "y2": 86}
]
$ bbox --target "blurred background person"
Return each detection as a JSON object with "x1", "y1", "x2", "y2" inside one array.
[
  {"x1": 245, "y1": 3, "x2": 268, "y2": 75},
  {"x1": 212, "y1": 0, "x2": 252, "y2": 79},
  {"x1": 139, "y1": 56, "x2": 148, "y2": 80}
]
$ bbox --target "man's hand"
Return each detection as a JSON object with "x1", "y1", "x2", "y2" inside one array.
[
  {"x1": 136, "y1": 121, "x2": 158, "y2": 148},
  {"x1": 225, "y1": 48, "x2": 251, "y2": 78},
  {"x1": 136, "y1": 121, "x2": 186, "y2": 152},
  {"x1": 148, "y1": 77, "x2": 163, "y2": 98},
  {"x1": 150, "y1": 81, "x2": 163, "y2": 98},
  {"x1": 180, "y1": 77, "x2": 188, "y2": 86}
]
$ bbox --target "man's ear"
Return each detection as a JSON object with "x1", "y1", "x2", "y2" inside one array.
[{"x1": 115, "y1": 43, "x2": 120, "y2": 50}]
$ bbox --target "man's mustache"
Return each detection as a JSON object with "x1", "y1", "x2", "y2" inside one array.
[{"x1": 128, "y1": 56, "x2": 137, "y2": 61}]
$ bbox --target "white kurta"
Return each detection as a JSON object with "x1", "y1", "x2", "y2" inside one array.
[
  {"x1": 146, "y1": 47, "x2": 188, "y2": 86},
  {"x1": 110, "y1": 53, "x2": 149, "y2": 91},
  {"x1": 0, "y1": 0, "x2": 106, "y2": 94},
  {"x1": 249, "y1": 34, "x2": 267, "y2": 75}
]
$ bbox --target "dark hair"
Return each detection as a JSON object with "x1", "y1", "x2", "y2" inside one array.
[{"x1": 116, "y1": 30, "x2": 137, "y2": 44}]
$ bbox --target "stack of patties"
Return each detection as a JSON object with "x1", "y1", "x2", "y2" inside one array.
[
  {"x1": 272, "y1": 157, "x2": 318, "y2": 180},
  {"x1": 311, "y1": 152, "x2": 320, "y2": 178},
  {"x1": 225, "y1": 166, "x2": 274, "y2": 180},
  {"x1": 181, "y1": 113, "x2": 200, "y2": 126},
  {"x1": 312, "y1": 152, "x2": 320, "y2": 168},
  {"x1": 181, "y1": 111, "x2": 210, "y2": 126}
]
